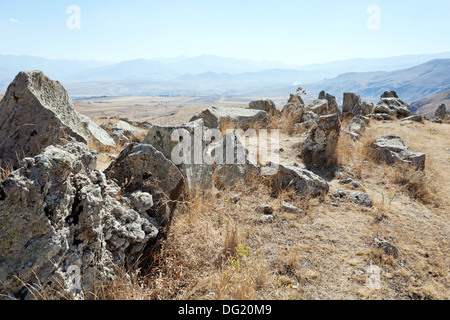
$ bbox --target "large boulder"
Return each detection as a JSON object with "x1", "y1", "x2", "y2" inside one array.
[
  {"x1": 0, "y1": 71, "x2": 115, "y2": 169},
  {"x1": 104, "y1": 143, "x2": 185, "y2": 226},
  {"x1": 190, "y1": 106, "x2": 268, "y2": 129},
  {"x1": 300, "y1": 114, "x2": 341, "y2": 168},
  {"x1": 367, "y1": 135, "x2": 426, "y2": 169},
  {"x1": 342, "y1": 92, "x2": 373, "y2": 117},
  {"x1": 212, "y1": 130, "x2": 260, "y2": 187},
  {"x1": 281, "y1": 94, "x2": 305, "y2": 123},
  {"x1": 374, "y1": 91, "x2": 412, "y2": 118},
  {"x1": 142, "y1": 119, "x2": 213, "y2": 192},
  {"x1": 271, "y1": 163, "x2": 329, "y2": 197},
  {"x1": 318, "y1": 91, "x2": 341, "y2": 116},
  {"x1": 435, "y1": 104, "x2": 449, "y2": 120},
  {"x1": 249, "y1": 99, "x2": 278, "y2": 116},
  {"x1": 306, "y1": 99, "x2": 329, "y2": 116},
  {"x1": 0, "y1": 143, "x2": 158, "y2": 300}
]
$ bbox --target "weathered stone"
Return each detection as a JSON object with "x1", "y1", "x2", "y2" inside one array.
[
  {"x1": 105, "y1": 143, "x2": 185, "y2": 226},
  {"x1": 142, "y1": 119, "x2": 213, "y2": 192},
  {"x1": 0, "y1": 143, "x2": 158, "y2": 300},
  {"x1": 348, "y1": 116, "x2": 367, "y2": 135},
  {"x1": 272, "y1": 163, "x2": 329, "y2": 196},
  {"x1": 0, "y1": 71, "x2": 114, "y2": 169},
  {"x1": 318, "y1": 91, "x2": 341, "y2": 116},
  {"x1": 349, "y1": 191, "x2": 372, "y2": 207},
  {"x1": 300, "y1": 114, "x2": 341, "y2": 167},
  {"x1": 373, "y1": 238, "x2": 400, "y2": 258},
  {"x1": 249, "y1": 99, "x2": 278, "y2": 116},
  {"x1": 435, "y1": 104, "x2": 448, "y2": 120},
  {"x1": 306, "y1": 99, "x2": 329, "y2": 116},
  {"x1": 256, "y1": 204, "x2": 274, "y2": 215},
  {"x1": 342, "y1": 92, "x2": 362, "y2": 116},
  {"x1": 376, "y1": 91, "x2": 411, "y2": 118},
  {"x1": 110, "y1": 121, "x2": 145, "y2": 144},
  {"x1": 190, "y1": 106, "x2": 268, "y2": 129},
  {"x1": 281, "y1": 201, "x2": 303, "y2": 214},
  {"x1": 368, "y1": 135, "x2": 426, "y2": 169},
  {"x1": 401, "y1": 115, "x2": 425, "y2": 123},
  {"x1": 370, "y1": 113, "x2": 393, "y2": 121},
  {"x1": 281, "y1": 94, "x2": 305, "y2": 123}
]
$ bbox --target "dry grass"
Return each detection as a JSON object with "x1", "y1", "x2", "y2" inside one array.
[{"x1": 88, "y1": 119, "x2": 448, "y2": 301}]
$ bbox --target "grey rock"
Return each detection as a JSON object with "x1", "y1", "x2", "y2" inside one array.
[
  {"x1": 281, "y1": 201, "x2": 303, "y2": 214},
  {"x1": 105, "y1": 143, "x2": 185, "y2": 226},
  {"x1": 435, "y1": 104, "x2": 448, "y2": 120},
  {"x1": 281, "y1": 94, "x2": 305, "y2": 123},
  {"x1": 110, "y1": 121, "x2": 145, "y2": 144},
  {"x1": 306, "y1": 99, "x2": 329, "y2": 116},
  {"x1": 0, "y1": 142, "x2": 157, "y2": 300},
  {"x1": 373, "y1": 238, "x2": 400, "y2": 258},
  {"x1": 401, "y1": 115, "x2": 424, "y2": 123},
  {"x1": 318, "y1": 91, "x2": 341, "y2": 116},
  {"x1": 272, "y1": 163, "x2": 329, "y2": 196},
  {"x1": 348, "y1": 116, "x2": 367, "y2": 135},
  {"x1": 0, "y1": 71, "x2": 114, "y2": 169},
  {"x1": 190, "y1": 106, "x2": 268, "y2": 129},
  {"x1": 370, "y1": 113, "x2": 393, "y2": 121},
  {"x1": 300, "y1": 114, "x2": 341, "y2": 167},
  {"x1": 376, "y1": 91, "x2": 411, "y2": 118},
  {"x1": 142, "y1": 119, "x2": 213, "y2": 192},
  {"x1": 368, "y1": 135, "x2": 426, "y2": 169},
  {"x1": 249, "y1": 99, "x2": 278, "y2": 116},
  {"x1": 256, "y1": 204, "x2": 274, "y2": 215},
  {"x1": 349, "y1": 191, "x2": 372, "y2": 207}
]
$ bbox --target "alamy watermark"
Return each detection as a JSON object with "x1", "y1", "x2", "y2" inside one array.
[
  {"x1": 367, "y1": 5, "x2": 381, "y2": 30},
  {"x1": 67, "y1": 5, "x2": 81, "y2": 30}
]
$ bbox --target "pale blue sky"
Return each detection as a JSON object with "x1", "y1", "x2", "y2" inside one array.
[{"x1": 1, "y1": 0, "x2": 449, "y2": 65}]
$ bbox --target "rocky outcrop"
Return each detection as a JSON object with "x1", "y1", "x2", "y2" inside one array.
[
  {"x1": 435, "y1": 104, "x2": 448, "y2": 120},
  {"x1": 367, "y1": 135, "x2": 426, "y2": 169},
  {"x1": 0, "y1": 143, "x2": 158, "y2": 300},
  {"x1": 249, "y1": 99, "x2": 278, "y2": 116},
  {"x1": 0, "y1": 71, "x2": 115, "y2": 169},
  {"x1": 190, "y1": 106, "x2": 268, "y2": 129},
  {"x1": 300, "y1": 114, "x2": 341, "y2": 168},
  {"x1": 374, "y1": 91, "x2": 412, "y2": 118},
  {"x1": 104, "y1": 143, "x2": 185, "y2": 226}
]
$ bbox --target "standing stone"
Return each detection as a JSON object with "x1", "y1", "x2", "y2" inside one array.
[
  {"x1": 300, "y1": 114, "x2": 341, "y2": 168},
  {"x1": 435, "y1": 104, "x2": 448, "y2": 120},
  {"x1": 342, "y1": 92, "x2": 362, "y2": 116},
  {"x1": 318, "y1": 91, "x2": 341, "y2": 116},
  {"x1": 249, "y1": 99, "x2": 278, "y2": 116},
  {"x1": 0, "y1": 71, "x2": 115, "y2": 169}
]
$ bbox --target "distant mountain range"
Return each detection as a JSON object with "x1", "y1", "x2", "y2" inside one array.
[{"x1": 1, "y1": 53, "x2": 450, "y2": 108}]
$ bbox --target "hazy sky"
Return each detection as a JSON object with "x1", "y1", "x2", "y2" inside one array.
[{"x1": 1, "y1": 0, "x2": 449, "y2": 65}]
